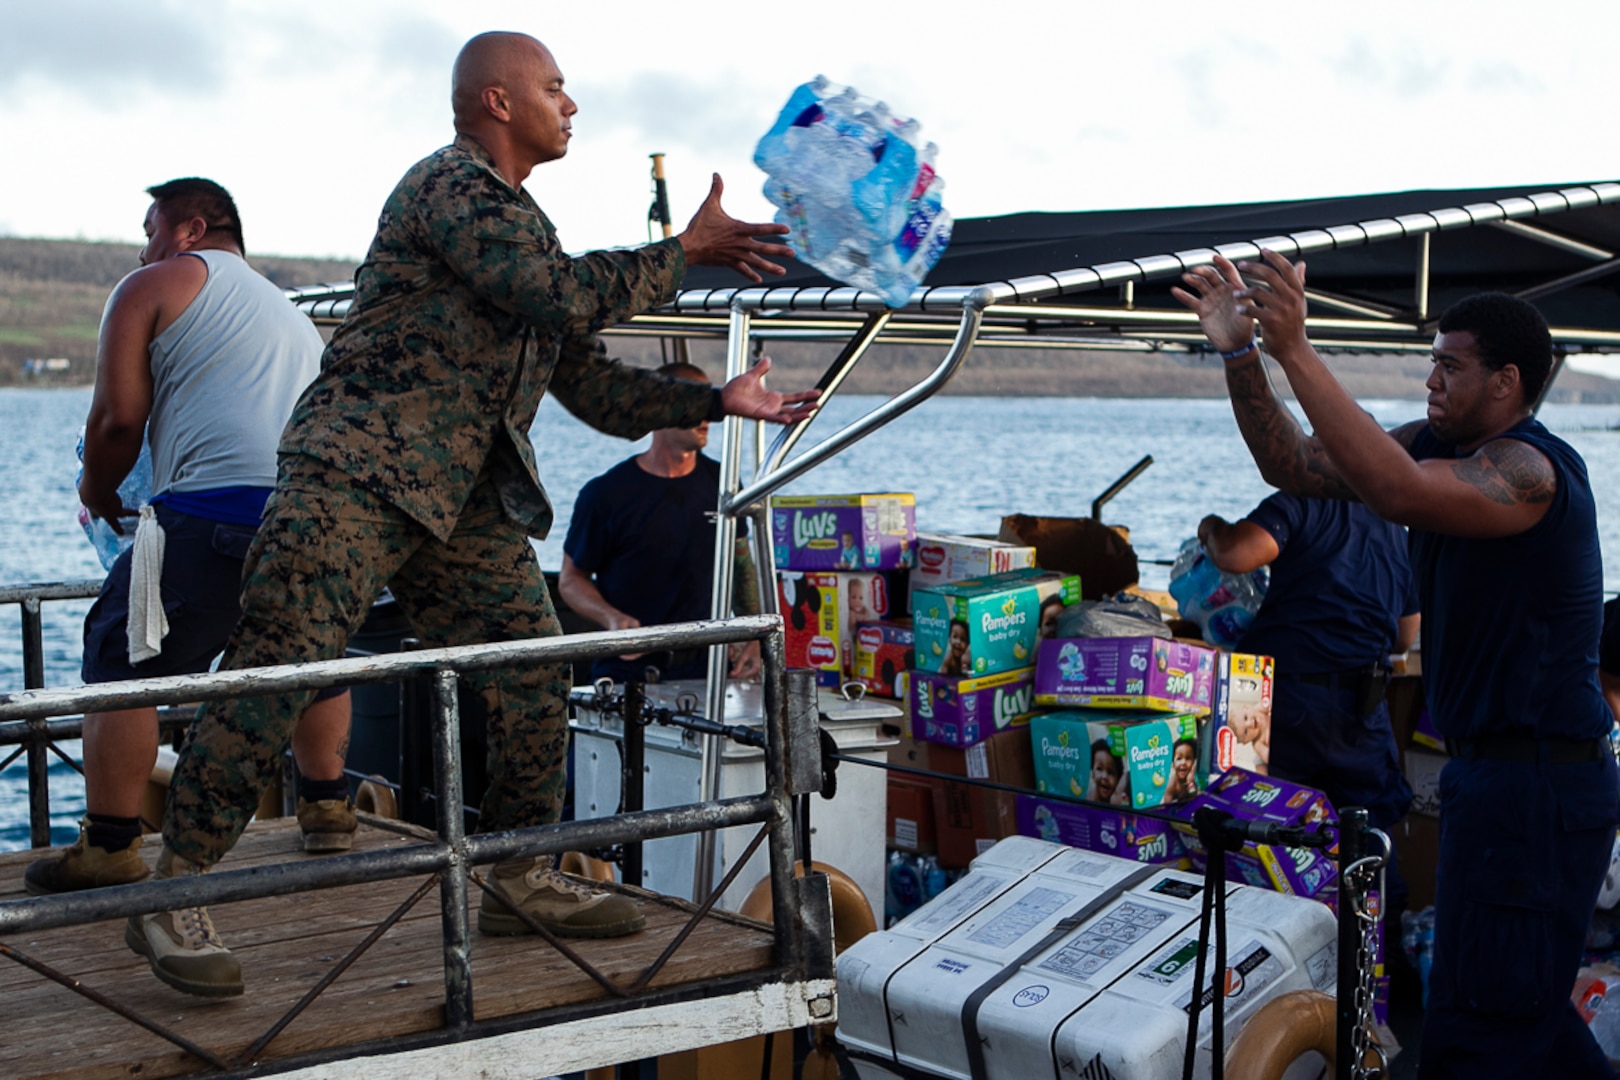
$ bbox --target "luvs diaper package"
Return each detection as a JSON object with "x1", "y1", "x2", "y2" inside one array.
[
  {"x1": 771, "y1": 493, "x2": 916, "y2": 571},
  {"x1": 1174, "y1": 767, "x2": 1338, "y2": 898},
  {"x1": 912, "y1": 568, "x2": 1081, "y2": 677},
  {"x1": 1034, "y1": 635, "x2": 1217, "y2": 714},
  {"x1": 910, "y1": 666, "x2": 1036, "y2": 748},
  {"x1": 1016, "y1": 795, "x2": 1187, "y2": 866}
]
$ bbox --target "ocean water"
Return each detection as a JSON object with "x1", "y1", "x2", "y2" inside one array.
[{"x1": 5, "y1": 386, "x2": 1620, "y2": 850}]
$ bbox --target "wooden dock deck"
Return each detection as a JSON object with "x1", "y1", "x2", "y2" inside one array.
[{"x1": 0, "y1": 818, "x2": 802, "y2": 1079}]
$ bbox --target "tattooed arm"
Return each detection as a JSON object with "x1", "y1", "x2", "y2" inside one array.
[
  {"x1": 1175, "y1": 255, "x2": 1407, "y2": 500},
  {"x1": 1221, "y1": 250, "x2": 1553, "y2": 539}
]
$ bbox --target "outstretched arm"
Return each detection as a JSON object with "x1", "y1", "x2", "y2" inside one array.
[
  {"x1": 81, "y1": 270, "x2": 165, "y2": 530},
  {"x1": 1234, "y1": 251, "x2": 1552, "y2": 539},
  {"x1": 1174, "y1": 256, "x2": 1375, "y2": 500},
  {"x1": 677, "y1": 174, "x2": 795, "y2": 283}
]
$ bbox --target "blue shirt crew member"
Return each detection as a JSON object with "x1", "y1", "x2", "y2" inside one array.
[
  {"x1": 1199, "y1": 492, "x2": 1418, "y2": 830},
  {"x1": 560, "y1": 368, "x2": 762, "y2": 684},
  {"x1": 1177, "y1": 250, "x2": 1619, "y2": 1078}
]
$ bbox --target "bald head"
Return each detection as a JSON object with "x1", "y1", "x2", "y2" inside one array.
[
  {"x1": 449, "y1": 31, "x2": 576, "y2": 182},
  {"x1": 452, "y1": 31, "x2": 550, "y2": 128}
]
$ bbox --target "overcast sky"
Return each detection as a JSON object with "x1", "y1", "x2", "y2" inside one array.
[
  {"x1": 5, "y1": 0, "x2": 1620, "y2": 376},
  {"x1": 4, "y1": 0, "x2": 1616, "y2": 259}
]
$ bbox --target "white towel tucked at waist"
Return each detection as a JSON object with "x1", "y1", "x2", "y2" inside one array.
[{"x1": 127, "y1": 505, "x2": 168, "y2": 664}]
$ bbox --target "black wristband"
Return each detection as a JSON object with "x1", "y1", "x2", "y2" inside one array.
[{"x1": 706, "y1": 386, "x2": 726, "y2": 422}]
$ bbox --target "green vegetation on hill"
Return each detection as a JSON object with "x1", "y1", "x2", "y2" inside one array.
[
  {"x1": 5, "y1": 236, "x2": 1618, "y2": 402},
  {"x1": 0, "y1": 237, "x2": 356, "y2": 385}
]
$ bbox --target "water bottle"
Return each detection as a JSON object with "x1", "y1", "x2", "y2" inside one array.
[
  {"x1": 1167, "y1": 537, "x2": 1268, "y2": 647},
  {"x1": 755, "y1": 77, "x2": 953, "y2": 307},
  {"x1": 76, "y1": 430, "x2": 152, "y2": 571}
]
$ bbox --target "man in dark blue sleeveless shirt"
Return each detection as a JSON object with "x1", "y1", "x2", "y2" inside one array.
[{"x1": 1177, "y1": 254, "x2": 1618, "y2": 1078}]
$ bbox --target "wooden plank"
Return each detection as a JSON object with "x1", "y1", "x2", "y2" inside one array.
[{"x1": 0, "y1": 818, "x2": 787, "y2": 1080}]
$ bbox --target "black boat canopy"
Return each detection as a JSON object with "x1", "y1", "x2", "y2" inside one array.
[{"x1": 291, "y1": 181, "x2": 1620, "y2": 353}]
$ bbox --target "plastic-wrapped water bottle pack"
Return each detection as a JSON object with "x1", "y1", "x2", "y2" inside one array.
[
  {"x1": 1167, "y1": 537, "x2": 1269, "y2": 649},
  {"x1": 754, "y1": 76, "x2": 952, "y2": 307},
  {"x1": 75, "y1": 430, "x2": 152, "y2": 571}
]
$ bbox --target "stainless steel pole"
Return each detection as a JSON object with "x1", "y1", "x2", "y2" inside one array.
[{"x1": 695, "y1": 303, "x2": 752, "y2": 901}]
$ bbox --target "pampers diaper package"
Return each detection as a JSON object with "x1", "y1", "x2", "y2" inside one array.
[
  {"x1": 1029, "y1": 710, "x2": 1201, "y2": 808},
  {"x1": 771, "y1": 493, "x2": 916, "y2": 572},
  {"x1": 912, "y1": 568, "x2": 1081, "y2": 677},
  {"x1": 1015, "y1": 795, "x2": 1187, "y2": 866},
  {"x1": 1174, "y1": 767, "x2": 1338, "y2": 898},
  {"x1": 910, "y1": 666, "x2": 1036, "y2": 748},
  {"x1": 1034, "y1": 635, "x2": 1216, "y2": 714}
]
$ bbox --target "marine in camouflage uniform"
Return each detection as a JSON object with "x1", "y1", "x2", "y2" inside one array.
[{"x1": 164, "y1": 133, "x2": 725, "y2": 865}]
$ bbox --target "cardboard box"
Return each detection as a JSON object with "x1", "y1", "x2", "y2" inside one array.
[
  {"x1": 837, "y1": 574, "x2": 904, "y2": 675},
  {"x1": 776, "y1": 571, "x2": 842, "y2": 686},
  {"x1": 913, "y1": 568, "x2": 1082, "y2": 677},
  {"x1": 908, "y1": 532, "x2": 1037, "y2": 612},
  {"x1": 911, "y1": 666, "x2": 1037, "y2": 749},
  {"x1": 886, "y1": 773, "x2": 938, "y2": 853},
  {"x1": 771, "y1": 493, "x2": 916, "y2": 571},
  {"x1": 930, "y1": 725, "x2": 1036, "y2": 789},
  {"x1": 1175, "y1": 768, "x2": 1339, "y2": 898},
  {"x1": 1016, "y1": 795, "x2": 1188, "y2": 866},
  {"x1": 1204, "y1": 652, "x2": 1275, "y2": 778},
  {"x1": 1029, "y1": 710, "x2": 1200, "y2": 808},
  {"x1": 852, "y1": 619, "x2": 914, "y2": 698},
  {"x1": 930, "y1": 779, "x2": 1019, "y2": 869},
  {"x1": 1034, "y1": 635, "x2": 1217, "y2": 714}
]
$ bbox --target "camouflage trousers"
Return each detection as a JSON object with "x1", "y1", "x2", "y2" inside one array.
[{"x1": 164, "y1": 454, "x2": 569, "y2": 867}]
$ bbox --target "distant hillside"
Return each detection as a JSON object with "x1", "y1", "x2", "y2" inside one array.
[
  {"x1": 5, "y1": 235, "x2": 1619, "y2": 403},
  {"x1": 0, "y1": 237, "x2": 356, "y2": 385}
]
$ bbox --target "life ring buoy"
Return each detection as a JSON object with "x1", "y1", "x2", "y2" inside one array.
[
  {"x1": 355, "y1": 775, "x2": 398, "y2": 820},
  {"x1": 1224, "y1": 988, "x2": 1366, "y2": 1078},
  {"x1": 738, "y1": 860, "x2": 876, "y2": 955},
  {"x1": 559, "y1": 850, "x2": 616, "y2": 883}
]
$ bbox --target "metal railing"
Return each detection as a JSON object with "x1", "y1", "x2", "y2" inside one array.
[{"x1": 0, "y1": 612, "x2": 835, "y2": 1074}]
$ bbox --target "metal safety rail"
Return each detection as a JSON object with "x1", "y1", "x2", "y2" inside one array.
[
  {"x1": 0, "y1": 615, "x2": 838, "y2": 1077},
  {"x1": 0, "y1": 580, "x2": 194, "y2": 850}
]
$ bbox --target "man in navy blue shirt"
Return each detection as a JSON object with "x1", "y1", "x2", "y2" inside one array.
[
  {"x1": 1177, "y1": 254, "x2": 1618, "y2": 1078},
  {"x1": 1198, "y1": 493, "x2": 1418, "y2": 843},
  {"x1": 560, "y1": 361, "x2": 762, "y2": 683}
]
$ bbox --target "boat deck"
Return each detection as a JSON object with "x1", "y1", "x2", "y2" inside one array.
[{"x1": 0, "y1": 817, "x2": 793, "y2": 1079}]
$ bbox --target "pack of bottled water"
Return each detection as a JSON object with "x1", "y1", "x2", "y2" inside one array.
[
  {"x1": 75, "y1": 430, "x2": 152, "y2": 571},
  {"x1": 1167, "y1": 537, "x2": 1269, "y2": 649},
  {"x1": 754, "y1": 76, "x2": 952, "y2": 307}
]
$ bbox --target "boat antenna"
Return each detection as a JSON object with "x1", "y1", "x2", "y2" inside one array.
[{"x1": 648, "y1": 152, "x2": 674, "y2": 241}]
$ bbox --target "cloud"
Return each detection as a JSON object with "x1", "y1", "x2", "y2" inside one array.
[
  {"x1": 1331, "y1": 36, "x2": 1450, "y2": 99},
  {"x1": 571, "y1": 70, "x2": 778, "y2": 157},
  {"x1": 0, "y1": 1, "x2": 224, "y2": 99}
]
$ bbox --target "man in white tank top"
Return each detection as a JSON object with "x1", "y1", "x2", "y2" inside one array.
[{"x1": 27, "y1": 182, "x2": 354, "y2": 925}]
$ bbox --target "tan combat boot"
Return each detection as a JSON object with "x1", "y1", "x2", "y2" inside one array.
[
  {"x1": 23, "y1": 819, "x2": 150, "y2": 895},
  {"x1": 124, "y1": 847, "x2": 243, "y2": 998},
  {"x1": 478, "y1": 855, "x2": 646, "y2": 939},
  {"x1": 296, "y1": 796, "x2": 358, "y2": 854}
]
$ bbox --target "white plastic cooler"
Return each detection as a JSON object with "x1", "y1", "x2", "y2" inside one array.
[
  {"x1": 571, "y1": 680, "x2": 898, "y2": 917},
  {"x1": 837, "y1": 836, "x2": 1337, "y2": 1080}
]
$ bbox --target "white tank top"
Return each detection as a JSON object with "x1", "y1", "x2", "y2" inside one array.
[{"x1": 145, "y1": 250, "x2": 324, "y2": 495}]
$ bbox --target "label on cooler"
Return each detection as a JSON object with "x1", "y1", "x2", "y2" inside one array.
[
  {"x1": 1035, "y1": 901, "x2": 1175, "y2": 983},
  {"x1": 1172, "y1": 939, "x2": 1285, "y2": 1022},
  {"x1": 904, "y1": 871, "x2": 1016, "y2": 938},
  {"x1": 965, "y1": 886, "x2": 1074, "y2": 949}
]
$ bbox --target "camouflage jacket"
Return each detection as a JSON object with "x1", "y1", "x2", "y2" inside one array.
[{"x1": 281, "y1": 135, "x2": 716, "y2": 541}]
